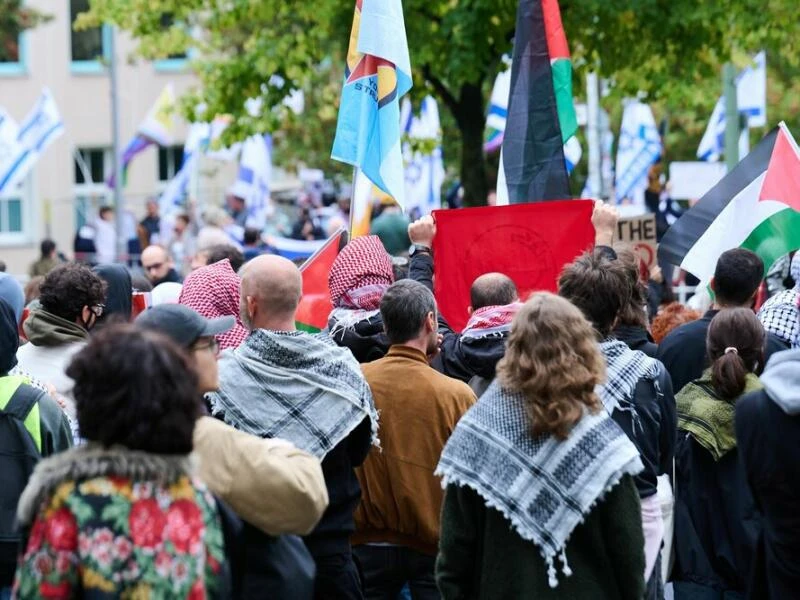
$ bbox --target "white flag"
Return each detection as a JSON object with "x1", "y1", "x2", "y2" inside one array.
[
  {"x1": 234, "y1": 134, "x2": 272, "y2": 229},
  {"x1": 401, "y1": 96, "x2": 445, "y2": 217},
  {"x1": 698, "y1": 52, "x2": 766, "y2": 161},
  {"x1": 0, "y1": 88, "x2": 64, "y2": 192},
  {"x1": 615, "y1": 101, "x2": 661, "y2": 212}
]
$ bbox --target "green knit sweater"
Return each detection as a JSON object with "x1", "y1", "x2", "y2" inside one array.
[{"x1": 436, "y1": 474, "x2": 645, "y2": 599}]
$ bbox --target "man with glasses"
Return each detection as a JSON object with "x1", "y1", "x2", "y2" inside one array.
[
  {"x1": 16, "y1": 263, "x2": 107, "y2": 429},
  {"x1": 141, "y1": 244, "x2": 182, "y2": 286}
]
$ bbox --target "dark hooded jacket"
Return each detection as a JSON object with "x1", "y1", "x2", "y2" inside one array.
[
  {"x1": 0, "y1": 299, "x2": 73, "y2": 586},
  {"x1": 613, "y1": 324, "x2": 658, "y2": 358},
  {"x1": 152, "y1": 268, "x2": 182, "y2": 287},
  {"x1": 328, "y1": 315, "x2": 390, "y2": 364},
  {"x1": 409, "y1": 253, "x2": 508, "y2": 383},
  {"x1": 92, "y1": 264, "x2": 132, "y2": 326},
  {"x1": 736, "y1": 350, "x2": 800, "y2": 600}
]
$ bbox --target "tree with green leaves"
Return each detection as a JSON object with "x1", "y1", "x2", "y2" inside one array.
[
  {"x1": 82, "y1": 0, "x2": 798, "y2": 205},
  {"x1": 0, "y1": 0, "x2": 50, "y2": 62}
]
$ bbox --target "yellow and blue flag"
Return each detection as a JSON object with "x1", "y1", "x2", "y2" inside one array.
[{"x1": 332, "y1": 0, "x2": 412, "y2": 236}]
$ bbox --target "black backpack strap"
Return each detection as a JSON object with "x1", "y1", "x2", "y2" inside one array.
[{"x1": 3, "y1": 384, "x2": 41, "y2": 422}]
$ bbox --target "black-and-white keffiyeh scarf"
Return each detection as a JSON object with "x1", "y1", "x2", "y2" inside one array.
[
  {"x1": 597, "y1": 339, "x2": 661, "y2": 426},
  {"x1": 436, "y1": 381, "x2": 643, "y2": 588},
  {"x1": 208, "y1": 329, "x2": 379, "y2": 459},
  {"x1": 759, "y1": 254, "x2": 800, "y2": 349}
]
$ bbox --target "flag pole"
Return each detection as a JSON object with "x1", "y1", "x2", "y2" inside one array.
[
  {"x1": 348, "y1": 166, "x2": 359, "y2": 238},
  {"x1": 723, "y1": 62, "x2": 740, "y2": 171},
  {"x1": 109, "y1": 26, "x2": 126, "y2": 263}
]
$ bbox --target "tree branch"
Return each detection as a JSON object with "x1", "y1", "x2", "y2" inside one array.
[{"x1": 421, "y1": 65, "x2": 459, "y2": 116}]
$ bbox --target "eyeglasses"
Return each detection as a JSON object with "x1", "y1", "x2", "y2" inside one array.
[
  {"x1": 192, "y1": 338, "x2": 219, "y2": 355},
  {"x1": 143, "y1": 262, "x2": 165, "y2": 272},
  {"x1": 90, "y1": 304, "x2": 105, "y2": 317}
]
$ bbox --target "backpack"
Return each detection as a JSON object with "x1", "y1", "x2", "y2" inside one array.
[{"x1": 0, "y1": 384, "x2": 42, "y2": 568}]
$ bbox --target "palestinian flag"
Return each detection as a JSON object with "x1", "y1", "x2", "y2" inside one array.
[
  {"x1": 502, "y1": 0, "x2": 577, "y2": 203},
  {"x1": 659, "y1": 123, "x2": 800, "y2": 282},
  {"x1": 296, "y1": 229, "x2": 347, "y2": 333}
]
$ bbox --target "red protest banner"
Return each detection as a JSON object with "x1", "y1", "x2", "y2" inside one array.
[{"x1": 432, "y1": 201, "x2": 595, "y2": 331}]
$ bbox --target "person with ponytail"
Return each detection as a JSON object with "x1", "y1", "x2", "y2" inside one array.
[{"x1": 672, "y1": 308, "x2": 765, "y2": 598}]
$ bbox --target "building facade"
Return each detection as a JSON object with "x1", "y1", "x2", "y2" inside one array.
[{"x1": 0, "y1": 0, "x2": 232, "y2": 276}]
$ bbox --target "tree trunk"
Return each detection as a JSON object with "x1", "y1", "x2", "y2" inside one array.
[{"x1": 454, "y1": 83, "x2": 488, "y2": 207}]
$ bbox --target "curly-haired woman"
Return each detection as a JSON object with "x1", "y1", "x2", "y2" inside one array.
[
  {"x1": 436, "y1": 292, "x2": 646, "y2": 599},
  {"x1": 13, "y1": 325, "x2": 228, "y2": 598}
]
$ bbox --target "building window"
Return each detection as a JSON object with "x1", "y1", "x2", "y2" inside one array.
[
  {"x1": 70, "y1": 0, "x2": 109, "y2": 72},
  {"x1": 74, "y1": 148, "x2": 111, "y2": 229},
  {"x1": 158, "y1": 145, "x2": 184, "y2": 182},
  {"x1": 0, "y1": 175, "x2": 31, "y2": 245},
  {"x1": 154, "y1": 14, "x2": 189, "y2": 72},
  {"x1": 0, "y1": 15, "x2": 27, "y2": 76}
]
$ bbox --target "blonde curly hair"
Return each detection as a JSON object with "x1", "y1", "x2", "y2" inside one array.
[{"x1": 497, "y1": 292, "x2": 605, "y2": 440}]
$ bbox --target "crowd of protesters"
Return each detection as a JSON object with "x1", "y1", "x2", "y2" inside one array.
[{"x1": 0, "y1": 198, "x2": 797, "y2": 600}]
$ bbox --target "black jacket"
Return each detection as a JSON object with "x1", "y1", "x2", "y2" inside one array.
[
  {"x1": 303, "y1": 416, "x2": 372, "y2": 558},
  {"x1": 329, "y1": 314, "x2": 390, "y2": 363},
  {"x1": 736, "y1": 384, "x2": 800, "y2": 600},
  {"x1": 409, "y1": 253, "x2": 508, "y2": 383},
  {"x1": 673, "y1": 433, "x2": 760, "y2": 596},
  {"x1": 610, "y1": 365, "x2": 676, "y2": 498},
  {"x1": 657, "y1": 309, "x2": 788, "y2": 393},
  {"x1": 613, "y1": 324, "x2": 658, "y2": 358},
  {"x1": 152, "y1": 268, "x2": 183, "y2": 287}
]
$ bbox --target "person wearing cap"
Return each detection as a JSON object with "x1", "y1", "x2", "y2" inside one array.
[{"x1": 135, "y1": 304, "x2": 329, "y2": 537}]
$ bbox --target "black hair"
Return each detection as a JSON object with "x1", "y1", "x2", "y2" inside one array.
[
  {"x1": 713, "y1": 249, "x2": 764, "y2": 306},
  {"x1": 470, "y1": 273, "x2": 518, "y2": 310},
  {"x1": 39, "y1": 263, "x2": 106, "y2": 322},
  {"x1": 244, "y1": 228, "x2": 260, "y2": 246},
  {"x1": 99, "y1": 205, "x2": 113, "y2": 218},
  {"x1": 707, "y1": 308, "x2": 765, "y2": 400},
  {"x1": 206, "y1": 244, "x2": 245, "y2": 273},
  {"x1": 40, "y1": 239, "x2": 56, "y2": 257},
  {"x1": 380, "y1": 279, "x2": 436, "y2": 345},
  {"x1": 67, "y1": 325, "x2": 202, "y2": 454},
  {"x1": 558, "y1": 248, "x2": 630, "y2": 337}
]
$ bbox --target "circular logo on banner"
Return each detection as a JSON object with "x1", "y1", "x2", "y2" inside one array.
[{"x1": 464, "y1": 225, "x2": 556, "y2": 295}]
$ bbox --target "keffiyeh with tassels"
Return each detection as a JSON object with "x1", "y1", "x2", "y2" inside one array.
[
  {"x1": 436, "y1": 381, "x2": 643, "y2": 588},
  {"x1": 179, "y1": 259, "x2": 249, "y2": 350},
  {"x1": 758, "y1": 253, "x2": 800, "y2": 349},
  {"x1": 328, "y1": 236, "x2": 394, "y2": 335},
  {"x1": 461, "y1": 303, "x2": 523, "y2": 339}
]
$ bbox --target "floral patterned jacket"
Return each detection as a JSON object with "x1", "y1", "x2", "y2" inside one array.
[{"x1": 13, "y1": 445, "x2": 228, "y2": 599}]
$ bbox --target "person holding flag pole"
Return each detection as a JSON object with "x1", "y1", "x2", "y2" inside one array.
[{"x1": 331, "y1": 0, "x2": 413, "y2": 239}]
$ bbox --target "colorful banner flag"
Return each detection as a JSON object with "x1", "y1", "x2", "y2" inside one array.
[
  {"x1": 401, "y1": 96, "x2": 445, "y2": 217},
  {"x1": 660, "y1": 124, "x2": 800, "y2": 282},
  {"x1": 331, "y1": 0, "x2": 413, "y2": 234},
  {"x1": 501, "y1": 0, "x2": 576, "y2": 203},
  {"x1": 614, "y1": 101, "x2": 662, "y2": 211},
  {"x1": 0, "y1": 88, "x2": 64, "y2": 193},
  {"x1": 109, "y1": 84, "x2": 177, "y2": 187},
  {"x1": 432, "y1": 200, "x2": 595, "y2": 330},
  {"x1": 296, "y1": 229, "x2": 347, "y2": 332},
  {"x1": 698, "y1": 52, "x2": 767, "y2": 162}
]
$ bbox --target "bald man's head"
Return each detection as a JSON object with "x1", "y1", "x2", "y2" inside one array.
[
  {"x1": 141, "y1": 245, "x2": 174, "y2": 283},
  {"x1": 240, "y1": 255, "x2": 303, "y2": 330},
  {"x1": 470, "y1": 273, "x2": 518, "y2": 311}
]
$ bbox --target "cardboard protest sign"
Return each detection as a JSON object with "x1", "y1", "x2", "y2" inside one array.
[
  {"x1": 432, "y1": 200, "x2": 595, "y2": 331},
  {"x1": 617, "y1": 214, "x2": 658, "y2": 267}
]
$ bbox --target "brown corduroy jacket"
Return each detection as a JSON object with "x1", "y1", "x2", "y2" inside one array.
[{"x1": 354, "y1": 345, "x2": 476, "y2": 555}]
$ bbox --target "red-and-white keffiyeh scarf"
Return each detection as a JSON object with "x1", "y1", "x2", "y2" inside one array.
[
  {"x1": 328, "y1": 236, "x2": 394, "y2": 332},
  {"x1": 179, "y1": 259, "x2": 249, "y2": 350},
  {"x1": 461, "y1": 303, "x2": 523, "y2": 340}
]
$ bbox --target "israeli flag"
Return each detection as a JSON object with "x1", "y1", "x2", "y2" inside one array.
[
  {"x1": 401, "y1": 96, "x2": 445, "y2": 217},
  {"x1": 697, "y1": 52, "x2": 766, "y2": 162},
  {"x1": 0, "y1": 88, "x2": 64, "y2": 193},
  {"x1": 615, "y1": 101, "x2": 662, "y2": 210},
  {"x1": 235, "y1": 134, "x2": 272, "y2": 230}
]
